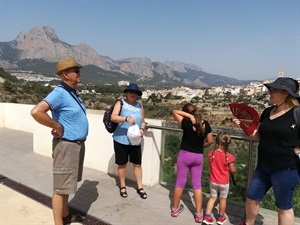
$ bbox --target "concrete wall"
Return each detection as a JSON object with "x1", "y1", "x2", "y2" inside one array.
[
  {"x1": 0, "y1": 103, "x2": 163, "y2": 187},
  {"x1": 0, "y1": 103, "x2": 35, "y2": 132}
]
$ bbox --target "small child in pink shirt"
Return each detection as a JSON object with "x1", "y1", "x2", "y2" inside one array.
[{"x1": 203, "y1": 131, "x2": 236, "y2": 225}]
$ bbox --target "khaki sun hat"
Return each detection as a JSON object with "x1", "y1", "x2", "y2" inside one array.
[{"x1": 56, "y1": 58, "x2": 82, "y2": 75}]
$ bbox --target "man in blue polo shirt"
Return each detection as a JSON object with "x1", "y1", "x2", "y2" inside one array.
[{"x1": 31, "y1": 58, "x2": 89, "y2": 225}]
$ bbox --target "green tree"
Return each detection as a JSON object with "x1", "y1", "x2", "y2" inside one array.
[
  {"x1": 165, "y1": 92, "x2": 173, "y2": 99},
  {"x1": 3, "y1": 80, "x2": 14, "y2": 92},
  {"x1": 164, "y1": 134, "x2": 181, "y2": 158}
]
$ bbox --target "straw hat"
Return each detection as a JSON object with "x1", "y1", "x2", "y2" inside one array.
[{"x1": 56, "y1": 58, "x2": 82, "y2": 75}]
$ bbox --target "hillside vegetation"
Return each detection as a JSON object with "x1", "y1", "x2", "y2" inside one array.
[{"x1": 0, "y1": 67, "x2": 237, "y2": 127}]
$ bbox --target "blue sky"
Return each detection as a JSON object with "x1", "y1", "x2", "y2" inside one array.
[{"x1": 0, "y1": 0, "x2": 299, "y2": 80}]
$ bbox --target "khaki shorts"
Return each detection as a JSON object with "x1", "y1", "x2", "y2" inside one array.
[{"x1": 52, "y1": 139, "x2": 85, "y2": 194}]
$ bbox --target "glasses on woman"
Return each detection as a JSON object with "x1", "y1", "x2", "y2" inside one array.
[
  {"x1": 269, "y1": 88, "x2": 281, "y2": 94},
  {"x1": 127, "y1": 90, "x2": 138, "y2": 95}
]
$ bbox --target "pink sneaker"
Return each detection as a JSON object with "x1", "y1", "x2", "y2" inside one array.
[
  {"x1": 203, "y1": 214, "x2": 214, "y2": 224},
  {"x1": 239, "y1": 220, "x2": 247, "y2": 225},
  {"x1": 171, "y1": 204, "x2": 184, "y2": 217},
  {"x1": 217, "y1": 215, "x2": 227, "y2": 225},
  {"x1": 195, "y1": 211, "x2": 203, "y2": 223}
]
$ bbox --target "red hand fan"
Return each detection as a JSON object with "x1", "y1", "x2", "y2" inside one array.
[{"x1": 229, "y1": 103, "x2": 260, "y2": 136}]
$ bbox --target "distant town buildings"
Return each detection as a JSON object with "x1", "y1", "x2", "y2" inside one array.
[
  {"x1": 118, "y1": 80, "x2": 130, "y2": 86},
  {"x1": 6, "y1": 69, "x2": 300, "y2": 101},
  {"x1": 9, "y1": 70, "x2": 60, "y2": 82}
]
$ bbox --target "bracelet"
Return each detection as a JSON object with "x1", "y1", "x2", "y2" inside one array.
[
  {"x1": 125, "y1": 117, "x2": 128, "y2": 122},
  {"x1": 140, "y1": 128, "x2": 144, "y2": 131}
]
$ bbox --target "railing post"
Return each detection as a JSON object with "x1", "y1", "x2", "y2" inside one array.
[
  {"x1": 160, "y1": 128, "x2": 166, "y2": 185},
  {"x1": 147, "y1": 124, "x2": 256, "y2": 191},
  {"x1": 247, "y1": 139, "x2": 255, "y2": 188}
]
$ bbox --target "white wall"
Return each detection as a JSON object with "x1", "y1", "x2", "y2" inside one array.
[
  {"x1": 0, "y1": 103, "x2": 35, "y2": 132},
  {"x1": 0, "y1": 103, "x2": 163, "y2": 187}
]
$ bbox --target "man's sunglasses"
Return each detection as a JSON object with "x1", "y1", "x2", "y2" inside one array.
[{"x1": 66, "y1": 68, "x2": 81, "y2": 74}]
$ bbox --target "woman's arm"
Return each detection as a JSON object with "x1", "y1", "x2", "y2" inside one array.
[
  {"x1": 172, "y1": 109, "x2": 194, "y2": 124},
  {"x1": 204, "y1": 132, "x2": 213, "y2": 148},
  {"x1": 233, "y1": 118, "x2": 260, "y2": 141},
  {"x1": 111, "y1": 100, "x2": 127, "y2": 123},
  {"x1": 250, "y1": 124, "x2": 260, "y2": 141}
]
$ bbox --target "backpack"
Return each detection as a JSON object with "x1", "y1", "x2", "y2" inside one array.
[
  {"x1": 293, "y1": 106, "x2": 300, "y2": 128},
  {"x1": 103, "y1": 99, "x2": 123, "y2": 133}
]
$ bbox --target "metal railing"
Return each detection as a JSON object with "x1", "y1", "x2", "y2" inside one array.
[{"x1": 146, "y1": 124, "x2": 257, "y2": 189}]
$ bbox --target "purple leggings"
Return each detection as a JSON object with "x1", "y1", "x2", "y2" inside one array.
[{"x1": 175, "y1": 149, "x2": 203, "y2": 190}]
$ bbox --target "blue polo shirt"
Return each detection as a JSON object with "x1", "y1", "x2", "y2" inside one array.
[{"x1": 44, "y1": 83, "x2": 89, "y2": 141}]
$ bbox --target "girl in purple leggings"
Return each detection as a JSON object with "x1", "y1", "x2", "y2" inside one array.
[{"x1": 171, "y1": 103, "x2": 213, "y2": 223}]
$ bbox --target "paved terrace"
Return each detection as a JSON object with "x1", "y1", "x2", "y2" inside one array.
[{"x1": 1, "y1": 128, "x2": 300, "y2": 225}]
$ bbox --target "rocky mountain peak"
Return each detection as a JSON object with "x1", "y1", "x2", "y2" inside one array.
[
  {"x1": 164, "y1": 60, "x2": 204, "y2": 73},
  {"x1": 118, "y1": 57, "x2": 154, "y2": 79},
  {"x1": 0, "y1": 25, "x2": 248, "y2": 88},
  {"x1": 11, "y1": 26, "x2": 110, "y2": 69},
  {"x1": 14, "y1": 26, "x2": 58, "y2": 50}
]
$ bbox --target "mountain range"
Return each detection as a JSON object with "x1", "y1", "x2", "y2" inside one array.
[{"x1": 0, "y1": 26, "x2": 254, "y2": 88}]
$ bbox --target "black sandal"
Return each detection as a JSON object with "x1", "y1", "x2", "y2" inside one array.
[
  {"x1": 63, "y1": 212, "x2": 85, "y2": 224},
  {"x1": 137, "y1": 188, "x2": 147, "y2": 199},
  {"x1": 120, "y1": 187, "x2": 128, "y2": 198}
]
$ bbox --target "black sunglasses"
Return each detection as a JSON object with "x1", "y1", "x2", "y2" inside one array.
[
  {"x1": 66, "y1": 68, "x2": 81, "y2": 74},
  {"x1": 269, "y1": 88, "x2": 282, "y2": 94}
]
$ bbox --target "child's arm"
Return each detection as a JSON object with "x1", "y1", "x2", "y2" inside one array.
[{"x1": 229, "y1": 162, "x2": 236, "y2": 174}]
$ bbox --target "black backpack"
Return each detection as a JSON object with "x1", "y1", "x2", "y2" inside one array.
[
  {"x1": 103, "y1": 99, "x2": 123, "y2": 133},
  {"x1": 294, "y1": 106, "x2": 300, "y2": 129}
]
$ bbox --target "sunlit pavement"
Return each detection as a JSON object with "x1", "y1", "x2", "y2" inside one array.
[{"x1": 1, "y1": 128, "x2": 299, "y2": 225}]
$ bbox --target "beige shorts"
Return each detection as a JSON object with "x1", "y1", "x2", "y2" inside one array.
[
  {"x1": 209, "y1": 181, "x2": 230, "y2": 198},
  {"x1": 52, "y1": 139, "x2": 85, "y2": 194}
]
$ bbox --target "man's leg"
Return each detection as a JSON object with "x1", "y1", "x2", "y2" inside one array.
[
  {"x1": 62, "y1": 194, "x2": 69, "y2": 217},
  {"x1": 52, "y1": 193, "x2": 68, "y2": 225}
]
